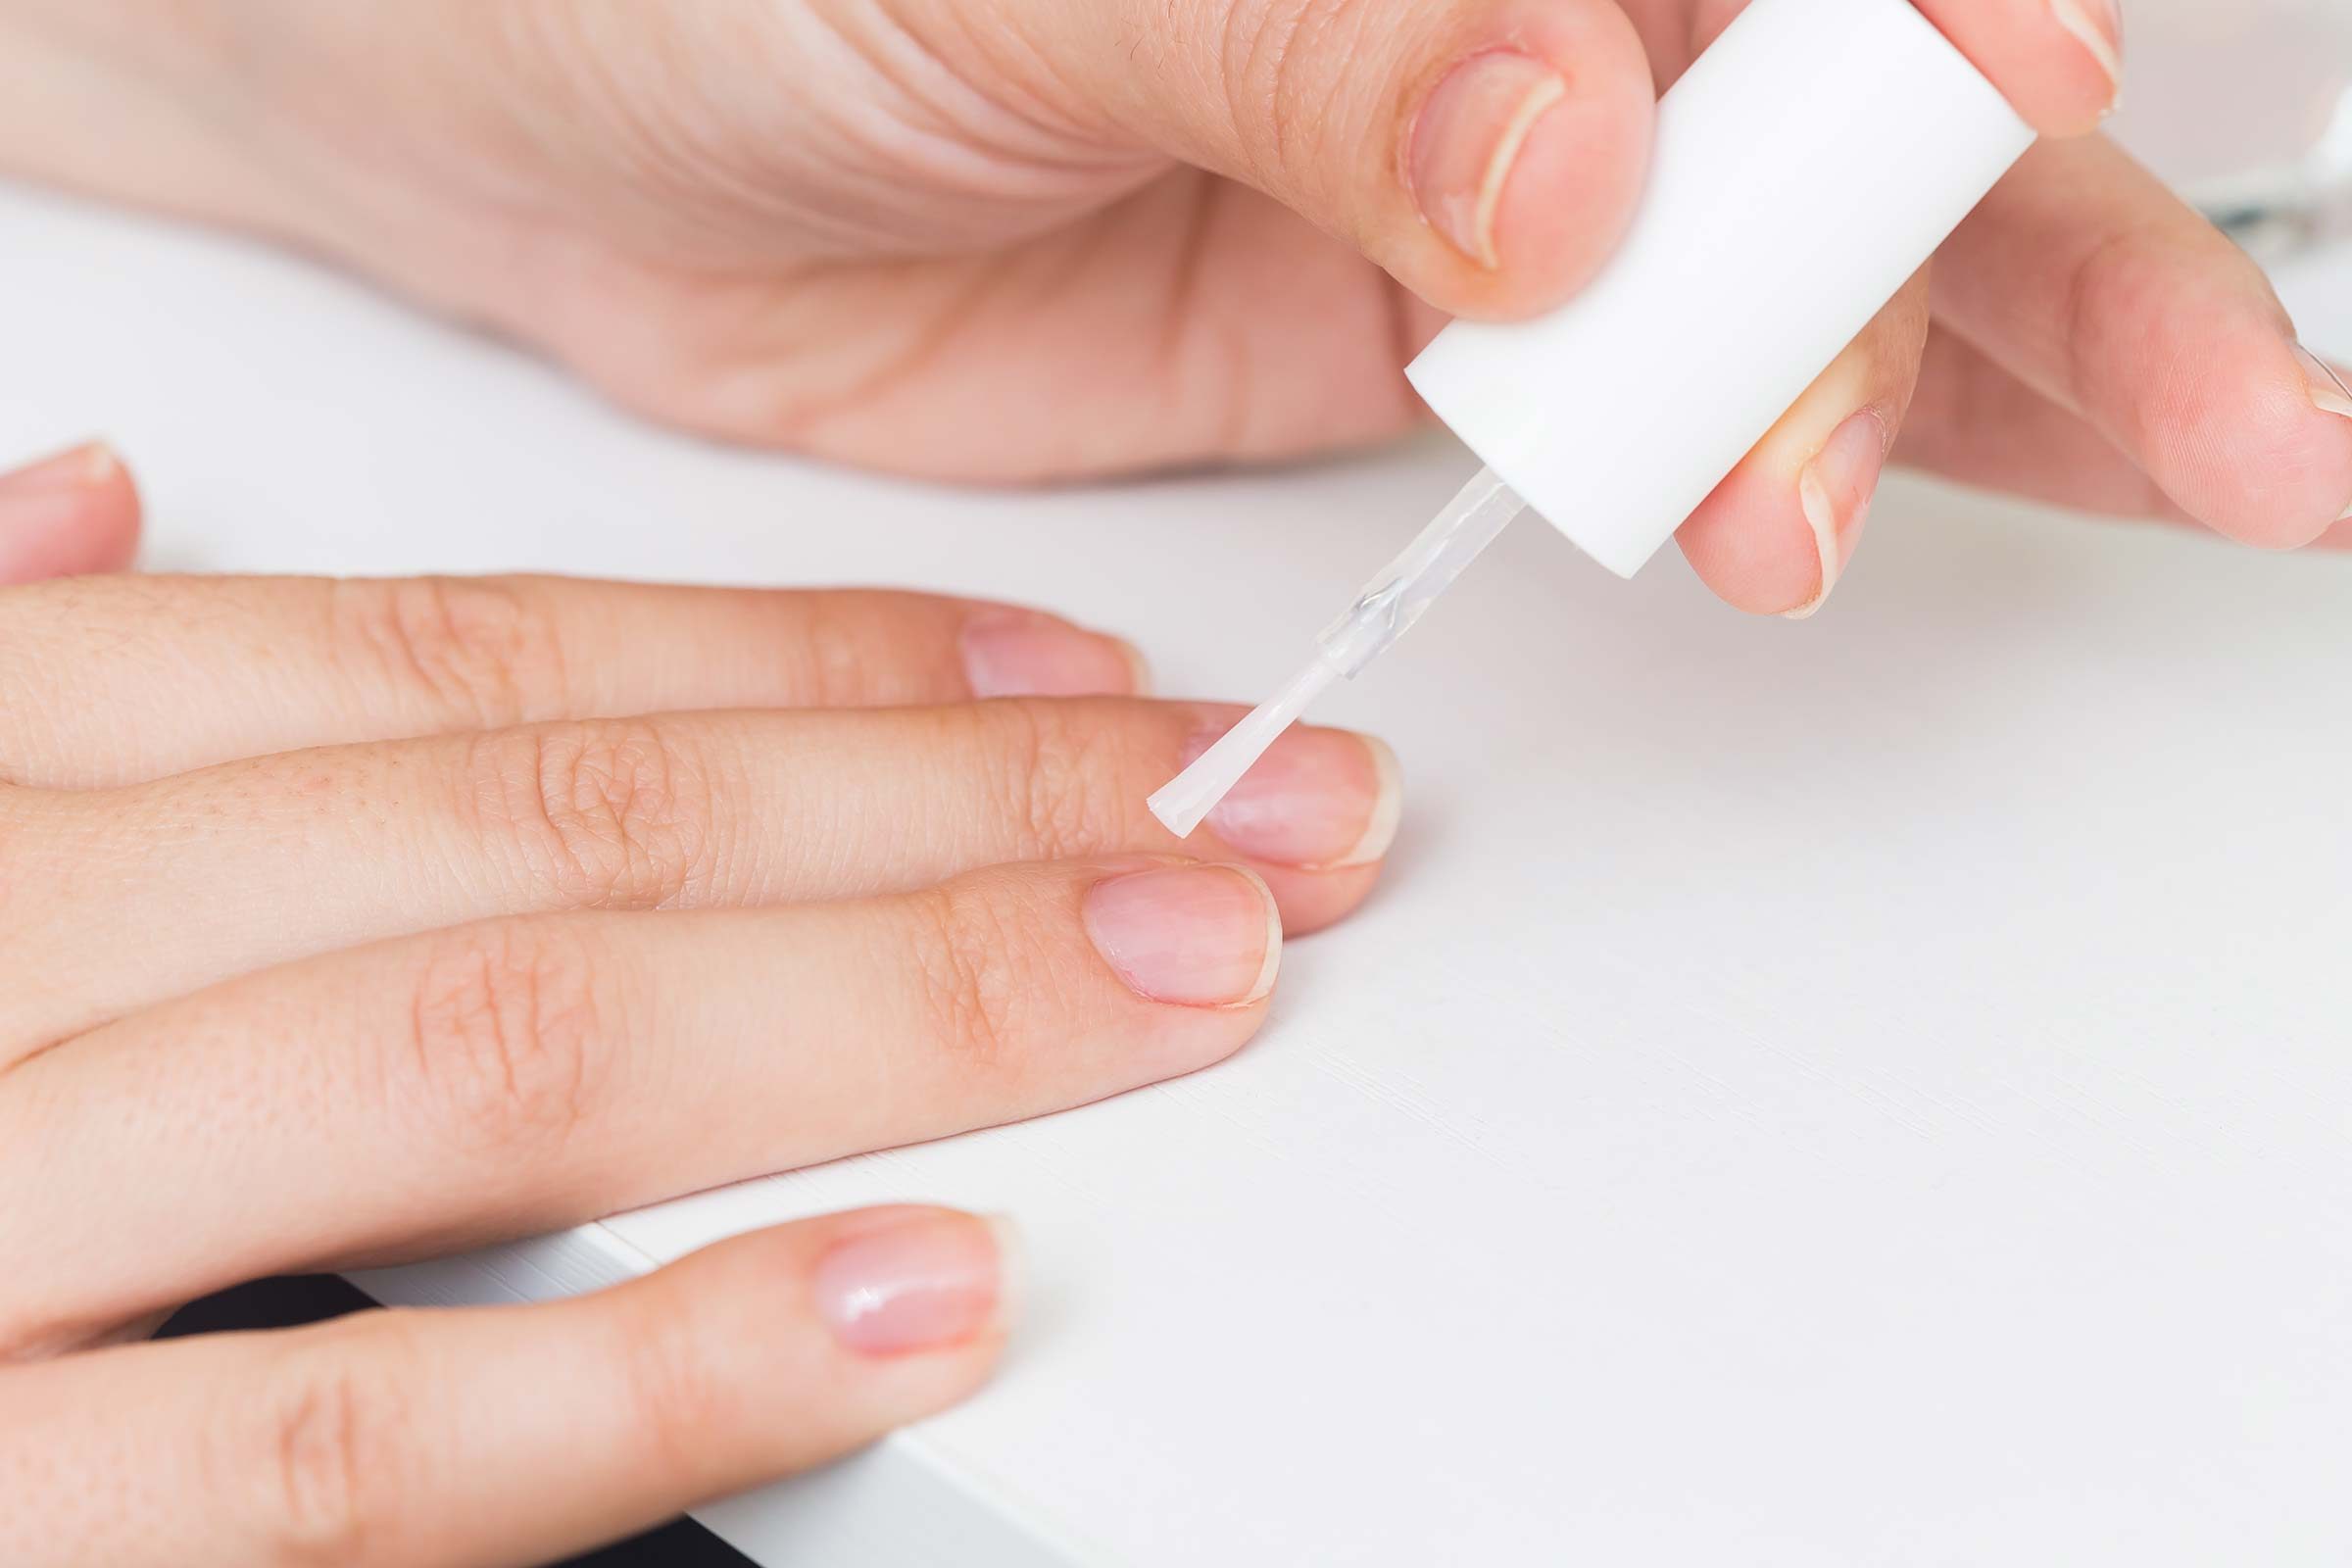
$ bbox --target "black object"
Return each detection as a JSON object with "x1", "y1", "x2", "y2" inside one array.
[{"x1": 159, "y1": 1276, "x2": 757, "y2": 1568}]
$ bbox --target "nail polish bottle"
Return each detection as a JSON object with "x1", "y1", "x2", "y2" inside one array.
[
  {"x1": 1407, "y1": 0, "x2": 2034, "y2": 579},
  {"x1": 1152, "y1": 0, "x2": 2035, "y2": 834}
]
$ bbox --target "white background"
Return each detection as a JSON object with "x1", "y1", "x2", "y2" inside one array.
[{"x1": 7, "y1": 177, "x2": 2352, "y2": 1563}]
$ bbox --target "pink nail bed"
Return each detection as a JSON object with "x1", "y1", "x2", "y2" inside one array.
[
  {"x1": 1179, "y1": 726, "x2": 1400, "y2": 870},
  {"x1": 959, "y1": 614, "x2": 1146, "y2": 699},
  {"x1": 814, "y1": 1212, "x2": 1009, "y2": 1356},
  {"x1": 0, "y1": 443, "x2": 126, "y2": 585},
  {"x1": 0, "y1": 442, "x2": 115, "y2": 499},
  {"x1": 1084, "y1": 865, "x2": 1280, "y2": 1007}
]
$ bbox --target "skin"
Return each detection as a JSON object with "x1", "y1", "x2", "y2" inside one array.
[
  {"x1": 5, "y1": 0, "x2": 2348, "y2": 612},
  {"x1": 0, "y1": 563, "x2": 1396, "y2": 1565},
  {"x1": 9, "y1": 1202, "x2": 1023, "y2": 1566},
  {"x1": 1, "y1": 0, "x2": 2346, "y2": 1558}
]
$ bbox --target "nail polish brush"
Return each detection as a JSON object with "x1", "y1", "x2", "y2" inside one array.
[{"x1": 1149, "y1": 0, "x2": 2036, "y2": 837}]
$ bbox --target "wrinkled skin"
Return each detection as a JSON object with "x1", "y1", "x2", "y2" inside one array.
[{"x1": 6, "y1": 0, "x2": 2349, "y2": 618}]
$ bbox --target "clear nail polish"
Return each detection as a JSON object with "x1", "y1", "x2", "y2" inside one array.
[
  {"x1": 960, "y1": 613, "x2": 1147, "y2": 699},
  {"x1": 2295, "y1": 345, "x2": 2352, "y2": 419},
  {"x1": 1178, "y1": 725, "x2": 1401, "y2": 869},
  {"x1": 813, "y1": 1211, "x2": 1011, "y2": 1356},
  {"x1": 0, "y1": 441, "x2": 116, "y2": 499},
  {"x1": 2051, "y1": 0, "x2": 2125, "y2": 102},
  {"x1": 1083, "y1": 865, "x2": 1281, "y2": 1007},
  {"x1": 1786, "y1": 410, "x2": 1889, "y2": 620}
]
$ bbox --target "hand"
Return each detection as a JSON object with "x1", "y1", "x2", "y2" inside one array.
[
  {"x1": 0, "y1": 451, "x2": 1402, "y2": 1560},
  {"x1": 7, "y1": 0, "x2": 2345, "y2": 620},
  {"x1": 10, "y1": 1204, "x2": 1020, "y2": 1565}
]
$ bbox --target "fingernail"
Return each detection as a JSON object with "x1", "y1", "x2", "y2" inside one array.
[
  {"x1": 2295, "y1": 344, "x2": 2352, "y2": 419},
  {"x1": 1409, "y1": 50, "x2": 1569, "y2": 269},
  {"x1": 814, "y1": 1210, "x2": 1017, "y2": 1356},
  {"x1": 1084, "y1": 864, "x2": 1280, "y2": 1007},
  {"x1": 1786, "y1": 411, "x2": 1889, "y2": 621},
  {"x1": 0, "y1": 440, "x2": 117, "y2": 501},
  {"x1": 960, "y1": 612, "x2": 1149, "y2": 699},
  {"x1": 2051, "y1": 0, "x2": 2124, "y2": 102},
  {"x1": 1179, "y1": 725, "x2": 1401, "y2": 869},
  {"x1": 0, "y1": 442, "x2": 123, "y2": 584}
]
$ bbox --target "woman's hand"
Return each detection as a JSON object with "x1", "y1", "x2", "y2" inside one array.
[
  {"x1": 0, "y1": 448, "x2": 1401, "y2": 1562},
  {"x1": 10, "y1": 1204, "x2": 1020, "y2": 1565},
  {"x1": 8, "y1": 0, "x2": 2342, "y2": 617}
]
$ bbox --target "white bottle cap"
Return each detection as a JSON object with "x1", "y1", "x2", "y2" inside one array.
[{"x1": 1405, "y1": 0, "x2": 2034, "y2": 579}]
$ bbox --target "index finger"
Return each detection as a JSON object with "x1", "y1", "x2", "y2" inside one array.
[{"x1": 1913, "y1": 0, "x2": 2122, "y2": 135}]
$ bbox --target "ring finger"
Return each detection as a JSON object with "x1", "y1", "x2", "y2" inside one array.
[{"x1": 0, "y1": 858, "x2": 1276, "y2": 1352}]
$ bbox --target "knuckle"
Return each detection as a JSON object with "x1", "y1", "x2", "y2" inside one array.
[
  {"x1": 466, "y1": 719, "x2": 712, "y2": 909},
  {"x1": 905, "y1": 883, "x2": 1035, "y2": 1074},
  {"x1": 234, "y1": 1331, "x2": 414, "y2": 1564},
  {"x1": 790, "y1": 591, "x2": 891, "y2": 708},
  {"x1": 0, "y1": 578, "x2": 127, "y2": 784},
  {"x1": 334, "y1": 576, "x2": 566, "y2": 729},
  {"x1": 608, "y1": 1296, "x2": 735, "y2": 1490},
  {"x1": 977, "y1": 701, "x2": 1122, "y2": 863},
  {"x1": 402, "y1": 921, "x2": 612, "y2": 1152},
  {"x1": 1222, "y1": 0, "x2": 1376, "y2": 174},
  {"x1": 2058, "y1": 226, "x2": 2157, "y2": 412}
]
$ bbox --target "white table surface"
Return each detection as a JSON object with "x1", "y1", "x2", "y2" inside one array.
[{"x1": 8, "y1": 177, "x2": 2352, "y2": 1566}]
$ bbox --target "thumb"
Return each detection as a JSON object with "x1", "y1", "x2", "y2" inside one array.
[{"x1": 968, "y1": 0, "x2": 1659, "y2": 319}]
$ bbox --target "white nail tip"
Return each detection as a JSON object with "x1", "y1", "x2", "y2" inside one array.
[
  {"x1": 982, "y1": 1215, "x2": 1026, "y2": 1339},
  {"x1": 1322, "y1": 738, "x2": 1403, "y2": 869},
  {"x1": 1784, "y1": 466, "x2": 1840, "y2": 621},
  {"x1": 1472, "y1": 76, "x2": 1568, "y2": 268},
  {"x1": 1116, "y1": 639, "x2": 1153, "y2": 697},
  {"x1": 2051, "y1": 0, "x2": 2123, "y2": 94},
  {"x1": 1234, "y1": 866, "x2": 1283, "y2": 1005}
]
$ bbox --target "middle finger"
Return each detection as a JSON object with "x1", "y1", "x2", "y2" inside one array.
[
  {"x1": 1932, "y1": 133, "x2": 2352, "y2": 549},
  {"x1": 8, "y1": 699, "x2": 1396, "y2": 1055}
]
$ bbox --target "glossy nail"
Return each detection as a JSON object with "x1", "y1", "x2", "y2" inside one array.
[
  {"x1": 814, "y1": 1211, "x2": 1017, "y2": 1356},
  {"x1": 1179, "y1": 725, "x2": 1401, "y2": 869},
  {"x1": 1084, "y1": 865, "x2": 1280, "y2": 1007},
  {"x1": 960, "y1": 612, "x2": 1149, "y2": 699},
  {"x1": 2300, "y1": 347, "x2": 2352, "y2": 519},
  {"x1": 2295, "y1": 344, "x2": 2352, "y2": 419},
  {"x1": 0, "y1": 441, "x2": 116, "y2": 500},
  {"x1": 1409, "y1": 50, "x2": 1569, "y2": 269},
  {"x1": 1787, "y1": 410, "x2": 1889, "y2": 620},
  {"x1": 0, "y1": 442, "x2": 122, "y2": 584},
  {"x1": 2051, "y1": 0, "x2": 2124, "y2": 102}
]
